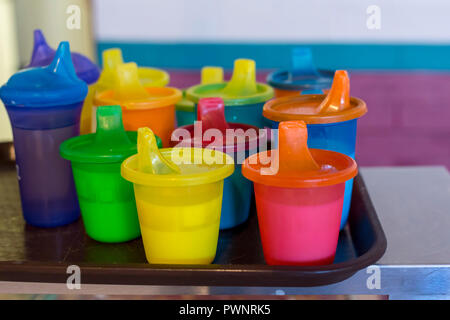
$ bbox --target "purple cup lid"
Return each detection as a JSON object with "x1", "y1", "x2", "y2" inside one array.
[{"x1": 26, "y1": 29, "x2": 100, "y2": 85}]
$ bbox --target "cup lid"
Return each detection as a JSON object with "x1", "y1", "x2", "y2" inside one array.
[
  {"x1": 263, "y1": 70, "x2": 367, "y2": 124},
  {"x1": 0, "y1": 42, "x2": 88, "y2": 107},
  {"x1": 176, "y1": 66, "x2": 224, "y2": 112},
  {"x1": 173, "y1": 97, "x2": 264, "y2": 153},
  {"x1": 97, "y1": 48, "x2": 169, "y2": 90},
  {"x1": 242, "y1": 121, "x2": 357, "y2": 188},
  {"x1": 94, "y1": 62, "x2": 181, "y2": 109},
  {"x1": 26, "y1": 29, "x2": 100, "y2": 85},
  {"x1": 60, "y1": 105, "x2": 162, "y2": 163},
  {"x1": 185, "y1": 59, "x2": 273, "y2": 106},
  {"x1": 266, "y1": 47, "x2": 334, "y2": 91},
  {"x1": 201, "y1": 66, "x2": 224, "y2": 85},
  {"x1": 121, "y1": 127, "x2": 234, "y2": 187}
]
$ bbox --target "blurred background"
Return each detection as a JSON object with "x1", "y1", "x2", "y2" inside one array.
[{"x1": 0, "y1": 0, "x2": 449, "y2": 168}]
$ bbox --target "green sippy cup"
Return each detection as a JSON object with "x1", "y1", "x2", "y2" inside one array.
[{"x1": 60, "y1": 105, "x2": 162, "y2": 242}]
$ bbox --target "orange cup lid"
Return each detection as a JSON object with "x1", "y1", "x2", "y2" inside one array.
[
  {"x1": 94, "y1": 62, "x2": 181, "y2": 109},
  {"x1": 263, "y1": 70, "x2": 367, "y2": 124},
  {"x1": 242, "y1": 121, "x2": 357, "y2": 188}
]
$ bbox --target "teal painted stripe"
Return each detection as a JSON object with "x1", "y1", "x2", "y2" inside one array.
[{"x1": 97, "y1": 42, "x2": 450, "y2": 70}]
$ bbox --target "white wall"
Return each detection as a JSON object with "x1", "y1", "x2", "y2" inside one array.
[
  {"x1": 0, "y1": 0, "x2": 17, "y2": 142},
  {"x1": 94, "y1": 0, "x2": 450, "y2": 43}
]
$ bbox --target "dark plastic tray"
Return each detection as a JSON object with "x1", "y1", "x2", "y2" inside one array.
[{"x1": 0, "y1": 143, "x2": 386, "y2": 287}]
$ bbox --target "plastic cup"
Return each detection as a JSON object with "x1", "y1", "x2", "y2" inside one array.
[
  {"x1": 94, "y1": 63, "x2": 181, "y2": 147},
  {"x1": 84, "y1": 48, "x2": 170, "y2": 134},
  {"x1": 60, "y1": 105, "x2": 162, "y2": 243},
  {"x1": 267, "y1": 48, "x2": 333, "y2": 97},
  {"x1": 121, "y1": 128, "x2": 234, "y2": 264},
  {"x1": 263, "y1": 71, "x2": 367, "y2": 230},
  {"x1": 0, "y1": 42, "x2": 87, "y2": 227},
  {"x1": 172, "y1": 97, "x2": 265, "y2": 229},
  {"x1": 185, "y1": 59, "x2": 273, "y2": 128},
  {"x1": 26, "y1": 29, "x2": 100, "y2": 136},
  {"x1": 242, "y1": 121, "x2": 357, "y2": 266},
  {"x1": 176, "y1": 66, "x2": 224, "y2": 127}
]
